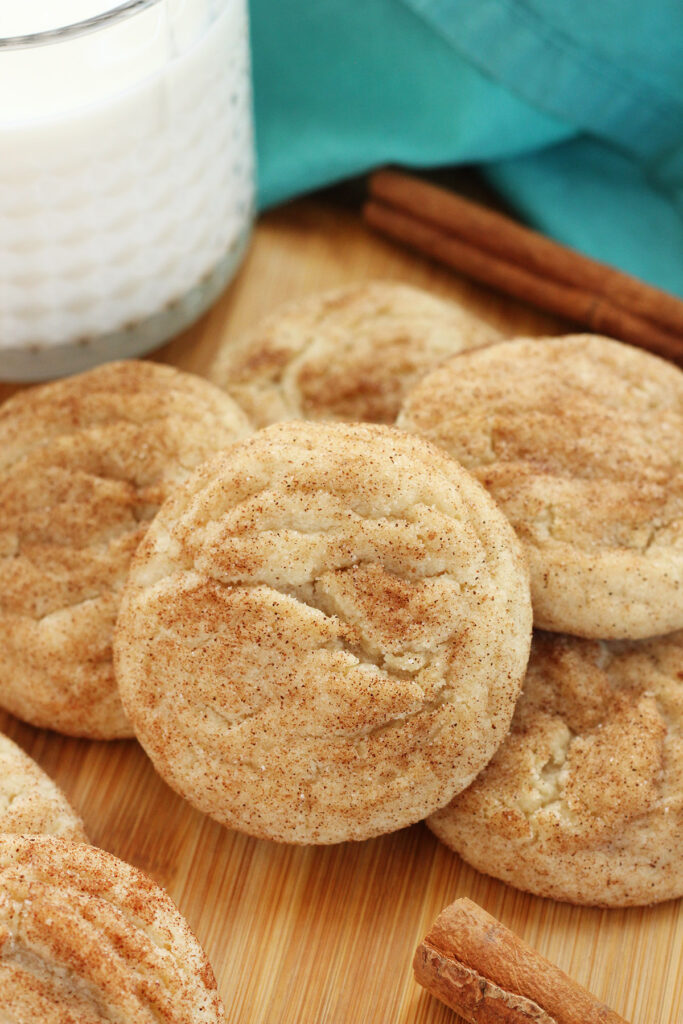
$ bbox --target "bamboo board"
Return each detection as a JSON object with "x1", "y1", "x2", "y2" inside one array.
[{"x1": 0, "y1": 197, "x2": 680, "y2": 1023}]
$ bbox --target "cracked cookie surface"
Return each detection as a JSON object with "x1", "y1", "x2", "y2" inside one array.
[
  {"x1": 428, "y1": 630, "x2": 683, "y2": 906},
  {"x1": 114, "y1": 421, "x2": 532, "y2": 844},
  {"x1": 0, "y1": 360, "x2": 250, "y2": 738},
  {"x1": 0, "y1": 835, "x2": 224, "y2": 1021},
  {"x1": 208, "y1": 281, "x2": 499, "y2": 426},
  {"x1": 0, "y1": 734, "x2": 86, "y2": 841},
  {"x1": 398, "y1": 334, "x2": 683, "y2": 639}
]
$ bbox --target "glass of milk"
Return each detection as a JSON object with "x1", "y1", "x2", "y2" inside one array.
[{"x1": 0, "y1": 0, "x2": 254, "y2": 380}]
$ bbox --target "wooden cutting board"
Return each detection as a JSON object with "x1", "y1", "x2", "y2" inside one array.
[{"x1": 1, "y1": 197, "x2": 680, "y2": 1023}]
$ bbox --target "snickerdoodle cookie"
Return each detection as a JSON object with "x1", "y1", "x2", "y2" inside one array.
[
  {"x1": 398, "y1": 335, "x2": 683, "y2": 639},
  {"x1": 0, "y1": 733, "x2": 86, "y2": 840},
  {"x1": 428, "y1": 630, "x2": 683, "y2": 906},
  {"x1": 115, "y1": 421, "x2": 532, "y2": 844},
  {"x1": 208, "y1": 281, "x2": 499, "y2": 426},
  {"x1": 0, "y1": 835, "x2": 225, "y2": 1021},
  {"x1": 0, "y1": 360, "x2": 250, "y2": 738}
]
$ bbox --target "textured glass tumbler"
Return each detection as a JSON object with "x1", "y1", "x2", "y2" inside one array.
[{"x1": 0, "y1": 0, "x2": 254, "y2": 380}]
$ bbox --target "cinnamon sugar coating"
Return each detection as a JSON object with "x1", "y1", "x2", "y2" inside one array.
[
  {"x1": 114, "y1": 421, "x2": 532, "y2": 844},
  {"x1": 428, "y1": 631, "x2": 683, "y2": 906},
  {"x1": 398, "y1": 334, "x2": 683, "y2": 639},
  {"x1": 208, "y1": 281, "x2": 499, "y2": 426},
  {"x1": 0, "y1": 360, "x2": 250, "y2": 738},
  {"x1": 0, "y1": 835, "x2": 224, "y2": 1021},
  {"x1": 0, "y1": 734, "x2": 86, "y2": 840}
]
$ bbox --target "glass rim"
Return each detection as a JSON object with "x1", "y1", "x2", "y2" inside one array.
[{"x1": 0, "y1": 0, "x2": 163, "y2": 50}]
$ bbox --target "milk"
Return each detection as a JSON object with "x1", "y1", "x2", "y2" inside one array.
[{"x1": 0, "y1": 0, "x2": 254, "y2": 378}]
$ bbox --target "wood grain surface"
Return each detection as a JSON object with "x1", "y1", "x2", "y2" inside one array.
[{"x1": 0, "y1": 197, "x2": 680, "y2": 1023}]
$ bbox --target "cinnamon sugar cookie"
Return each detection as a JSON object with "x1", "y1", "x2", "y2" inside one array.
[
  {"x1": 0, "y1": 360, "x2": 250, "y2": 738},
  {"x1": 0, "y1": 835, "x2": 224, "y2": 1021},
  {"x1": 115, "y1": 421, "x2": 531, "y2": 844},
  {"x1": 0, "y1": 733, "x2": 86, "y2": 840},
  {"x1": 399, "y1": 335, "x2": 683, "y2": 639},
  {"x1": 209, "y1": 281, "x2": 499, "y2": 426},
  {"x1": 428, "y1": 630, "x2": 683, "y2": 906}
]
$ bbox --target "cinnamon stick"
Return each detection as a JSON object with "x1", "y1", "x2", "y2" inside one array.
[
  {"x1": 414, "y1": 898, "x2": 629, "y2": 1024},
  {"x1": 364, "y1": 198, "x2": 683, "y2": 363},
  {"x1": 369, "y1": 169, "x2": 683, "y2": 339}
]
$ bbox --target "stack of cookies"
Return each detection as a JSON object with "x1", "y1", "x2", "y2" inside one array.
[
  {"x1": 0, "y1": 278, "x2": 679, "y2": 1013},
  {"x1": 206, "y1": 287, "x2": 683, "y2": 906},
  {"x1": 397, "y1": 334, "x2": 683, "y2": 907}
]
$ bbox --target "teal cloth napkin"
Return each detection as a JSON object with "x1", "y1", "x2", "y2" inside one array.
[{"x1": 249, "y1": 0, "x2": 683, "y2": 297}]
